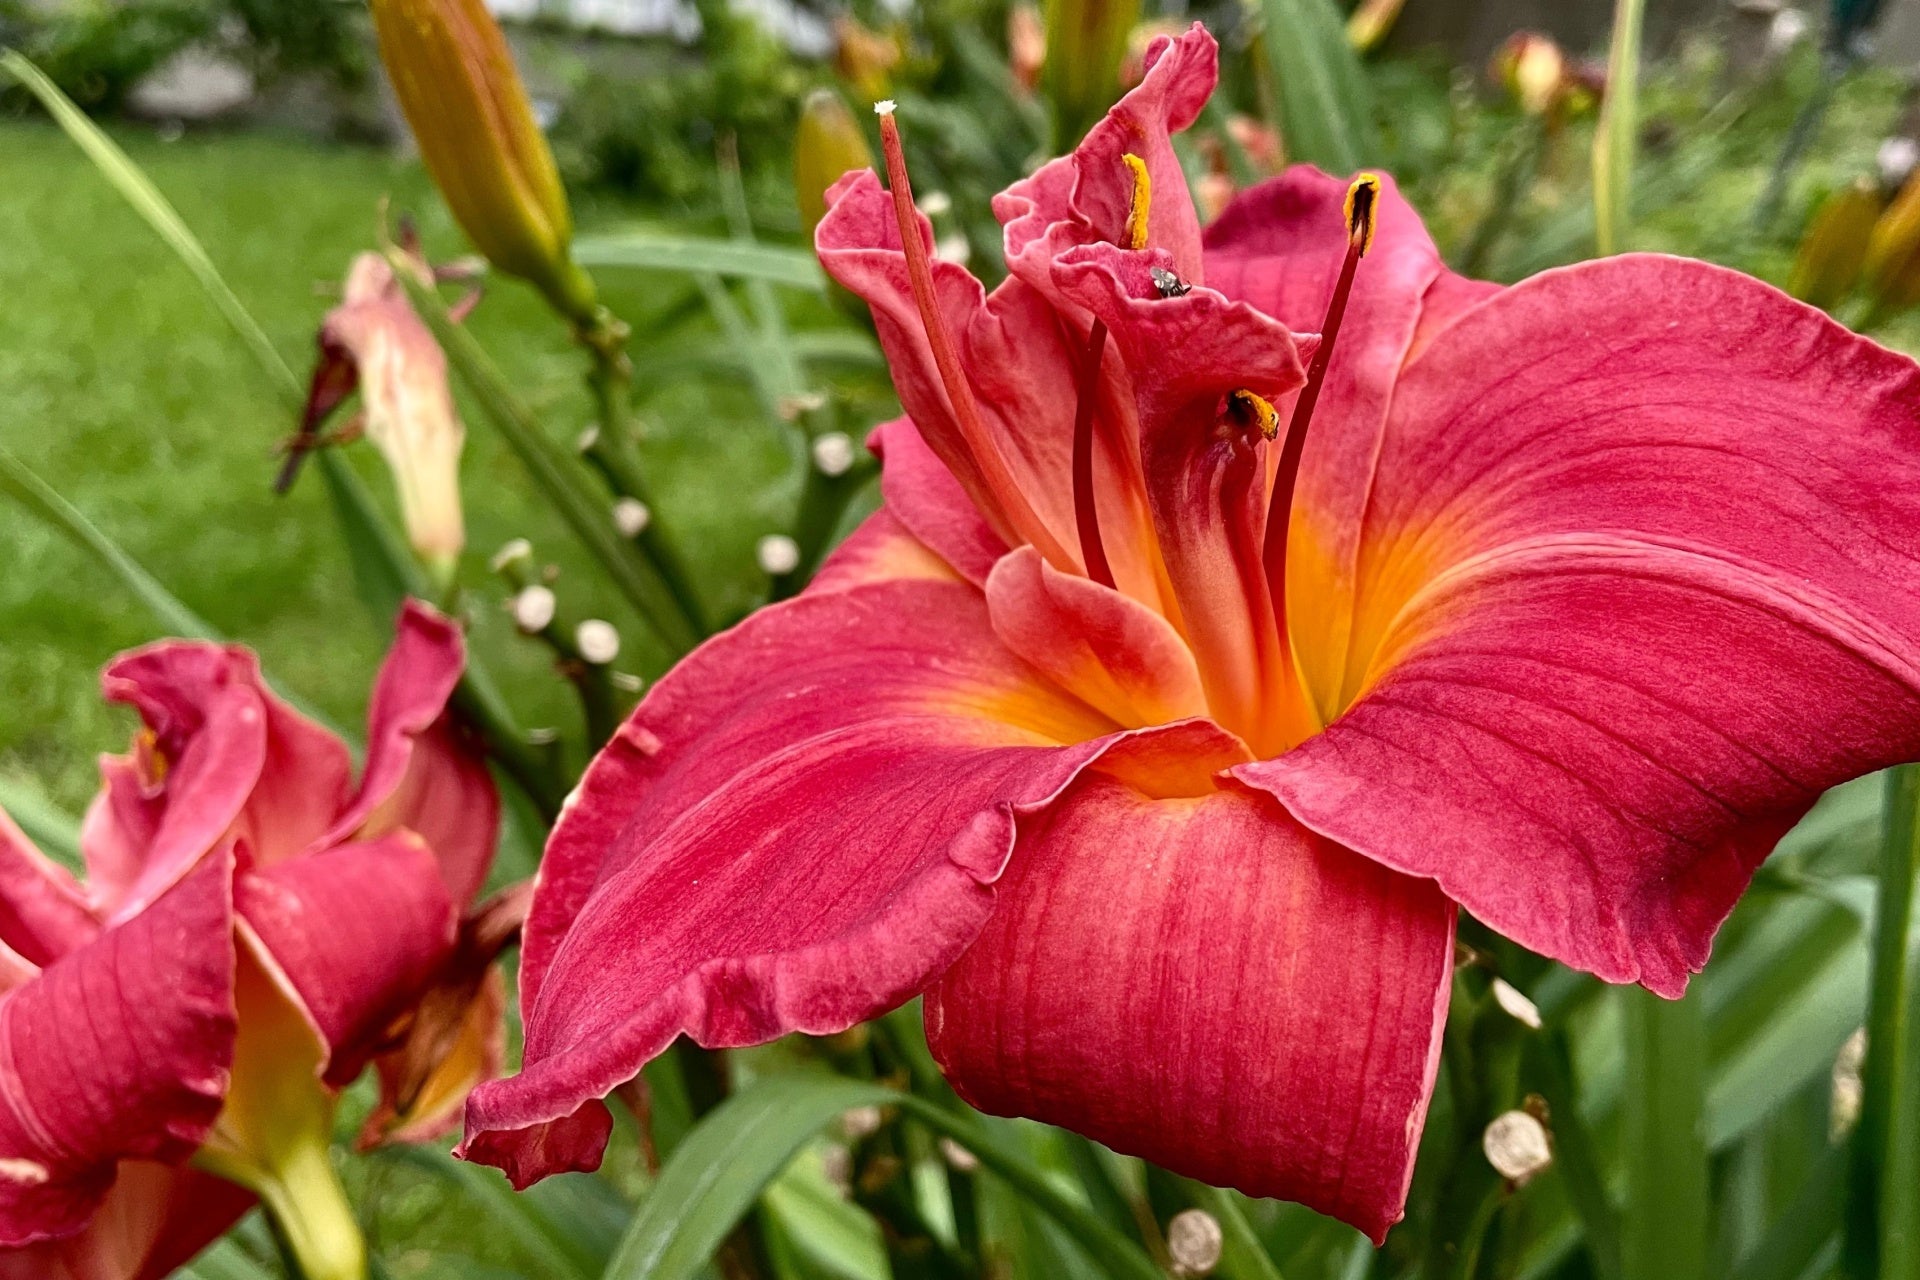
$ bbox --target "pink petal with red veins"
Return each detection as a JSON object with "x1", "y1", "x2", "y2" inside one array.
[
  {"x1": 1241, "y1": 255, "x2": 1920, "y2": 995},
  {"x1": 82, "y1": 647, "x2": 268, "y2": 921},
  {"x1": 986, "y1": 546, "x2": 1205, "y2": 728},
  {"x1": 925, "y1": 774, "x2": 1454, "y2": 1243},
  {"x1": 0, "y1": 850, "x2": 235, "y2": 1247},
  {"x1": 235, "y1": 831, "x2": 458, "y2": 1078},
  {"x1": 868, "y1": 417, "x2": 1007, "y2": 585},
  {"x1": 319, "y1": 601, "x2": 495, "y2": 904},
  {"x1": 228, "y1": 685, "x2": 353, "y2": 870},
  {"x1": 999, "y1": 24, "x2": 1217, "y2": 288},
  {"x1": 807, "y1": 507, "x2": 962, "y2": 595},
  {"x1": 1203, "y1": 168, "x2": 1498, "y2": 719},
  {"x1": 0, "y1": 809, "x2": 98, "y2": 966},
  {"x1": 0, "y1": 1163, "x2": 252, "y2": 1280},
  {"x1": 1056, "y1": 243, "x2": 1313, "y2": 750},
  {"x1": 461, "y1": 578, "x2": 1195, "y2": 1186}
]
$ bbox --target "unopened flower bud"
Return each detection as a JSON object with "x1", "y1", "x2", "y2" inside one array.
[
  {"x1": 1483, "y1": 1109, "x2": 1553, "y2": 1185},
  {"x1": 1491, "y1": 977, "x2": 1542, "y2": 1029},
  {"x1": 1832, "y1": 1026, "x2": 1867, "y2": 1139},
  {"x1": 812, "y1": 431, "x2": 856, "y2": 477},
  {"x1": 1880, "y1": 137, "x2": 1920, "y2": 192},
  {"x1": 938, "y1": 1137, "x2": 979, "y2": 1172},
  {"x1": 512, "y1": 585, "x2": 556, "y2": 633},
  {"x1": 490, "y1": 538, "x2": 533, "y2": 574},
  {"x1": 796, "y1": 89, "x2": 874, "y2": 241},
  {"x1": 1043, "y1": 0, "x2": 1142, "y2": 142},
  {"x1": 839, "y1": 1105, "x2": 883, "y2": 1140},
  {"x1": 1492, "y1": 32, "x2": 1567, "y2": 118},
  {"x1": 575, "y1": 619, "x2": 620, "y2": 665},
  {"x1": 1346, "y1": 0, "x2": 1408, "y2": 52},
  {"x1": 1166, "y1": 1208, "x2": 1222, "y2": 1277},
  {"x1": 612, "y1": 497, "x2": 651, "y2": 537},
  {"x1": 1791, "y1": 178, "x2": 1882, "y2": 310},
  {"x1": 758, "y1": 534, "x2": 802, "y2": 576},
  {"x1": 368, "y1": 0, "x2": 596, "y2": 320},
  {"x1": 1863, "y1": 173, "x2": 1920, "y2": 320}
]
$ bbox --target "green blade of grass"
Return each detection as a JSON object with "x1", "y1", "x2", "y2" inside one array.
[
  {"x1": 1591, "y1": 0, "x2": 1646, "y2": 255},
  {"x1": 1188, "y1": 1184, "x2": 1287, "y2": 1280},
  {"x1": 603, "y1": 1074, "x2": 1163, "y2": 1280},
  {"x1": 0, "y1": 777, "x2": 81, "y2": 868},
  {"x1": 1844, "y1": 763, "x2": 1920, "y2": 1279},
  {"x1": 573, "y1": 232, "x2": 826, "y2": 292},
  {"x1": 1252, "y1": 0, "x2": 1374, "y2": 174},
  {"x1": 1621, "y1": 984, "x2": 1711, "y2": 1280}
]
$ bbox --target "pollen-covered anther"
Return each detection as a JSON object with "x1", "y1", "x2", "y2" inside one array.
[
  {"x1": 1345, "y1": 173, "x2": 1381, "y2": 256},
  {"x1": 1122, "y1": 153, "x2": 1152, "y2": 250},
  {"x1": 1227, "y1": 389, "x2": 1281, "y2": 441}
]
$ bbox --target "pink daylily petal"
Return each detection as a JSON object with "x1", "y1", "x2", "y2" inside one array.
[
  {"x1": 807, "y1": 505, "x2": 964, "y2": 595},
  {"x1": 0, "y1": 850, "x2": 235, "y2": 1246},
  {"x1": 81, "y1": 648, "x2": 269, "y2": 921},
  {"x1": 316, "y1": 603, "x2": 490, "y2": 894},
  {"x1": 926, "y1": 774, "x2": 1454, "y2": 1243},
  {"x1": 0, "y1": 810, "x2": 98, "y2": 966},
  {"x1": 1203, "y1": 169, "x2": 1499, "y2": 721},
  {"x1": 1241, "y1": 255, "x2": 1920, "y2": 995},
  {"x1": 868, "y1": 417, "x2": 1008, "y2": 586},
  {"x1": 235, "y1": 832, "x2": 458, "y2": 1077},
  {"x1": 0, "y1": 1163, "x2": 252, "y2": 1280},
  {"x1": 462, "y1": 577, "x2": 1156, "y2": 1186}
]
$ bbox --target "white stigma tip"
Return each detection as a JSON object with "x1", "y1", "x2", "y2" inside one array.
[
  {"x1": 757, "y1": 533, "x2": 802, "y2": 576},
  {"x1": 812, "y1": 431, "x2": 856, "y2": 477},
  {"x1": 612, "y1": 496, "x2": 651, "y2": 538},
  {"x1": 874, "y1": 99, "x2": 896, "y2": 116},
  {"x1": 511, "y1": 585, "x2": 556, "y2": 634},
  {"x1": 576, "y1": 619, "x2": 621, "y2": 664}
]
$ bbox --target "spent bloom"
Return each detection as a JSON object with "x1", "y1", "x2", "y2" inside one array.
[
  {"x1": 463, "y1": 25, "x2": 1920, "y2": 1239},
  {"x1": 0, "y1": 603, "x2": 506, "y2": 1277}
]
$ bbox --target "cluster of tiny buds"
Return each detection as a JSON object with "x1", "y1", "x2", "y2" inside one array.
[
  {"x1": 757, "y1": 534, "x2": 802, "y2": 576},
  {"x1": 811, "y1": 431, "x2": 856, "y2": 477}
]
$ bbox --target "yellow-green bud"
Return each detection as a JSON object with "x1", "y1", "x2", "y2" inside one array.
[
  {"x1": 368, "y1": 0, "x2": 596, "y2": 321},
  {"x1": 795, "y1": 89, "x2": 874, "y2": 241},
  {"x1": 1042, "y1": 0, "x2": 1141, "y2": 146},
  {"x1": 1346, "y1": 0, "x2": 1408, "y2": 53},
  {"x1": 1791, "y1": 178, "x2": 1882, "y2": 311},
  {"x1": 1863, "y1": 173, "x2": 1920, "y2": 322}
]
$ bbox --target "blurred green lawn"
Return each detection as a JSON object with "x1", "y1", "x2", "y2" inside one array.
[{"x1": 0, "y1": 121, "x2": 799, "y2": 816}]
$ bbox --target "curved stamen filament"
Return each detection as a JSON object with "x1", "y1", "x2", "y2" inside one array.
[
  {"x1": 874, "y1": 104, "x2": 1073, "y2": 567},
  {"x1": 1262, "y1": 174, "x2": 1380, "y2": 645}
]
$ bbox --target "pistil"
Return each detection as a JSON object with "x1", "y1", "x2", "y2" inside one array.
[
  {"x1": 1262, "y1": 174, "x2": 1380, "y2": 641},
  {"x1": 1069, "y1": 155, "x2": 1154, "y2": 591},
  {"x1": 874, "y1": 103, "x2": 1072, "y2": 567}
]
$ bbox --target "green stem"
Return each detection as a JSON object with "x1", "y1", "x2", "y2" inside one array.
[
  {"x1": 1844, "y1": 764, "x2": 1920, "y2": 1279},
  {"x1": 1592, "y1": 0, "x2": 1645, "y2": 255},
  {"x1": 769, "y1": 452, "x2": 877, "y2": 601},
  {"x1": 198, "y1": 1139, "x2": 367, "y2": 1280}
]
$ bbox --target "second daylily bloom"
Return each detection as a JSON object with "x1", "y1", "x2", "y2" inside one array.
[
  {"x1": 463, "y1": 24, "x2": 1920, "y2": 1239},
  {"x1": 0, "y1": 602, "x2": 506, "y2": 1277}
]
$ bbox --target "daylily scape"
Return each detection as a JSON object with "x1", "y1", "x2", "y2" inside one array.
[
  {"x1": 0, "y1": 603, "x2": 508, "y2": 1279},
  {"x1": 463, "y1": 22, "x2": 1920, "y2": 1239}
]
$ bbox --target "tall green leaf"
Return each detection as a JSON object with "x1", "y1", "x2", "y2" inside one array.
[
  {"x1": 574, "y1": 232, "x2": 825, "y2": 291},
  {"x1": 1253, "y1": 0, "x2": 1374, "y2": 174},
  {"x1": 1592, "y1": 0, "x2": 1646, "y2": 255},
  {"x1": 1845, "y1": 764, "x2": 1920, "y2": 1279},
  {"x1": 0, "y1": 777, "x2": 80, "y2": 867},
  {"x1": 1621, "y1": 985, "x2": 1711, "y2": 1280},
  {"x1": 603, "y1": 1074, "x2": 1162, "y2": 1280}
]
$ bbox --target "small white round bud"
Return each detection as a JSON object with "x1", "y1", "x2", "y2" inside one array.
[
  {"x1": 839, "y1": 1105, "x2": 883, "y2": 1140},
  {"x1": 812, "y1": 431, "x2": 856, "y2": 477},
  {"x1": 1491, "y1": 978, "x2": 1542, "y2": 1030},
  {"x1": 1483, "y1": 1110, "x2": 1553, "y2": 1185},
  {"x1": 1880, "y1": 137, "x2": 1920, "y2": 191},
  {"x1": 1832, "y1": 1027, "x2": 1868, "y2": 1139},
  {"x1": 934, "y1": 232, "x2": 972, "y2": 266},
  {"x1": 937, "y1": 1137, "x2": 979, "y2": 1172},
  {"x1": 575, "y1": 619, "x2": 621, "y2": 665},
  {"x1": 1166, "y1": 1209, "x2": 1223, "y2": 1277},
  {"x1": 511, "y1": 585, "x2": 556, "y2": 633},
  {"x1": 490, "y1": 538, "x2": 533, "y2": 573},
  {"x1": 576, "y1": 423, "x2": 601, "y2": 453},
  {"x1": 757, "y1": 534, "x2": 802, "y2": 576},
  {"x1": 917, "y1": 190, "x2": 952, "y2": 218},
  {"x1": 612, "y1": 497, "x2": 652, "y2": 538}
]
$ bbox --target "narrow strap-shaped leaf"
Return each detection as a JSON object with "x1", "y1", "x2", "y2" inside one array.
[
  {"x1": 1526, "y1": 1031, "x2": 1621, "y2": 1280},
  {"x1": 602, "y1": 1074, "x2": 1163, "y2": 1280},
  {"x1": 383, "y1": 1144, "x2": 599, "y2": 1280},
  {"x1": 1621, "y1": 984, "x2": 1711, "y2": 1280},
  {"x1": 574, "y1": 232, "x2": 826, "y2": 292},
  {"x1": 0, "y1": 443, "x2": 219, "y2": 640},
  {"x1": 1252, "y1": 0, "x2": 1374, "y2": 175},
  {"x1": 1845, "y1": 763, "x2": 1920, "y2": 1279},
  {"x1": 1592, "y1": 0, "x2": 1646, "y2": 255},
  {"x1": 1187, "y1": 1183, "x2": 1287, "y2": 1280},
  {"x1": 0, "y1": 777, "x2": 81, "y2": 869},
  {"x1": 0, "y1": 50, "x2": 302, "y2": 401}
]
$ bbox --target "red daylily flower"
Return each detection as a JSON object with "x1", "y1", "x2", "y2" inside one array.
[
  {"x1": 0, "y1": 602, "x2": 505, "y2": 1277},
  {"x1": 463, "y1": 24, "x2": 1920, "y2": 1239}
]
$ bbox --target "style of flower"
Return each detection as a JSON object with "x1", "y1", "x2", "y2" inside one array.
[
  {"x1": 462, "y1": 24, "x2": 1920, "y2": 1239},
  {"x1": 0, "y1": 602, "x2": 506, "y2": 1278}
]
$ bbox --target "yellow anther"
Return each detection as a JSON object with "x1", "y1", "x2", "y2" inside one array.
[
  {"x1": 1123, "y1": 154, "x2": 1152, "y2": 251},
  {"x1": 1228, "y1": 389, "x2": 1280, "y2": 441},
  {"x1": 1344, "y1": 173, "x2": 1381, "y2": 257}
]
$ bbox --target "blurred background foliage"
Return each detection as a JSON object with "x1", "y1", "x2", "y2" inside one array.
[{"x1": 4, "y1": 0, "x2": 1920, "y2": 1278}]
